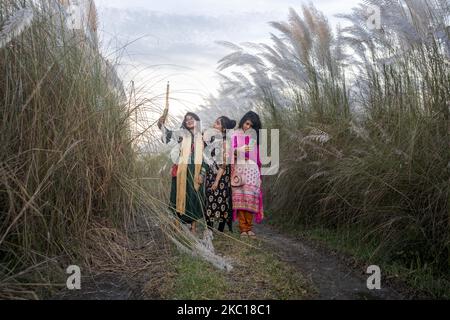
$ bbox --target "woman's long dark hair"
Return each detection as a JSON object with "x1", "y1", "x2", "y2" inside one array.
[
  {"x1": 218, "y1": 116, "x2": 237, "y2": 132},
  {"x1": 239, "y1": 111, "x2": 262, "y2": 145}
]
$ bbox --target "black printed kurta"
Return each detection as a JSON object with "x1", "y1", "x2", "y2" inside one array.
[{"x1": 204, "y1": 137, "x2": 233, "y2": 232}]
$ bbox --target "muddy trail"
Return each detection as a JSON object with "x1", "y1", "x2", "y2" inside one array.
[
  {"x1": 54, "y1": 222, "x2": 407, "y2": 300},
  {"x1": 253, "y1": 224, "x2": 404, "y2": 300}
]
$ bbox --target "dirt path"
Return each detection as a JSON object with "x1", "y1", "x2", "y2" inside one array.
[
  {"x1": 53, "y1": 222, "x2": 407, "y2": 300},
  {"x1": 254, "y1": 224, "x2": 404, "y2": 300}
]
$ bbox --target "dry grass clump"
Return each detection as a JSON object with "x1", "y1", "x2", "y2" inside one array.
[{"x1": 0, "y1": 1, "x2": 173, "y2": 299}]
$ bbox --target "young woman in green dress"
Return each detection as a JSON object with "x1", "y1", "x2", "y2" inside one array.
[{"x1": 158, "y1": 112, "x2": 207, "y2": 234}]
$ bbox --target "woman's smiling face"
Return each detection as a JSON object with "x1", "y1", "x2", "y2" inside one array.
[
  {"x1": 213, "y1": 118, "x2": 223, "y2": 131},
  {"x1": 242, "y1": 119, "x2": 253, "y2": 132},
  {"x1": 185, "y1": 115, "x2": 196, "y2": 130}
]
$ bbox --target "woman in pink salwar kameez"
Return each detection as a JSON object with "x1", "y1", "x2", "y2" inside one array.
[{"x1": 231, "y1": 111, "x2": 264, "y2": 239}]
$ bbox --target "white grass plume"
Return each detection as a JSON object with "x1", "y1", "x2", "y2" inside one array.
[
  {"x1": 0, "y1": 8, "x2": 34, "y2": 49},
  {"x1": 167, "y1": 223, "x2": 233, "y2": 272}
]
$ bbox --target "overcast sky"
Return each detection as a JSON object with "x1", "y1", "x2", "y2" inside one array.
[{"x1": 95, "y1": 0, "x2": 361, "y2": 116}]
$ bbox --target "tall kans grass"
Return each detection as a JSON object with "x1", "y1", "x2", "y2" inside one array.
[
  {"x1": 0, "y1": 1, "x2": 138, "y2": 295},
  {"x1": 215, "y1": 0, "x2": 449, "y2": 296},
  {"x1": 0, "y1": 2, "x2": 236, "y2": 298}
]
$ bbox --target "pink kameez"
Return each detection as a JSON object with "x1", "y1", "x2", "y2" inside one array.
[{"x1": 231, "y1": 130, "x2": 264, "y2": 224}]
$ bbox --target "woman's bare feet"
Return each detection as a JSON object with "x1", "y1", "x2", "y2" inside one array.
[
  {"x1": 190, "y1": 222, "x2": 197, "y2": 236},
  {"x1": 247, "y1": 231, "x2": 256, "y2": 239}
]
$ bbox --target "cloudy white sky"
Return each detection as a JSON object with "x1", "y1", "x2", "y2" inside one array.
[{"x1": 95, "y1": 0, "x2": 361, "y2": 116}]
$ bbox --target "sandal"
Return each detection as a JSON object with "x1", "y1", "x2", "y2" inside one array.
[{"x1": 240, "y1": 232, "x2": 248, "y2": 238}]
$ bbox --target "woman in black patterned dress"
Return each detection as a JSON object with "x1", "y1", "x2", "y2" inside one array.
[{"x1": 204, "y1": 116, "x2": 236, "y2": 233}]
